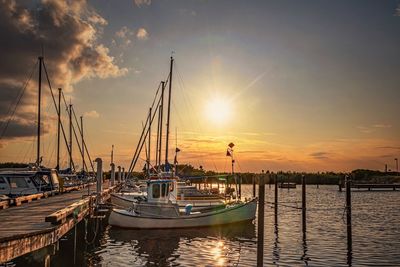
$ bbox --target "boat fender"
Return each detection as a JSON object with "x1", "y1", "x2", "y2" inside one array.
[{"x1": 185, "y1": 204, "x2": 193, "y2": 215}]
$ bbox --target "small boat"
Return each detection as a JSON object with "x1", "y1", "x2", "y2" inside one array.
[
  {"x1": 109, "y1": 178, "x2": 257, "y2": 229},
  {"x1": 0, "y1": 167, "x2": 60, "y2": 197}
]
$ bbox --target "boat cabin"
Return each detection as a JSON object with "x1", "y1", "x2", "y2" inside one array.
[
  {"x1": 146, "y1": 179, "x2": 177, "y2": 204},
  {"x1": 0, "y1": 169, "x2": 60, "y2": 197}
]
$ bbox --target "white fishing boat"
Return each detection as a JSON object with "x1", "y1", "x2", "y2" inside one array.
[
  {"x1": 111, "y1": 179, "x2": 226, "y2": 211},
  {"x1": 109, "y1": 178, "x2": 256, "y2": 229}
]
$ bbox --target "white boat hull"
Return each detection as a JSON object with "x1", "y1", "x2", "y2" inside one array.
[{"x1": 109, "y1": 198, "x2": 257, "y2": 229}]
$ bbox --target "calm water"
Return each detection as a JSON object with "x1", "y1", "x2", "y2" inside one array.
[{"x1": 8, "y1": 185, "x2": 400, "y2": 266}]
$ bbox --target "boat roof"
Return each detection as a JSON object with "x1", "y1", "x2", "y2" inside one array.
[
  {"x1": 147, "y1": 179, "x2": 175, "y2": 184},
  {"x1": 0, "y1": 169, "x2": 54, "y2": 176}
]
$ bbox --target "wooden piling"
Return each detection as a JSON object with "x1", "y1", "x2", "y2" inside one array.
[
  {"x1": 238, "y1": 174, "x2": 242, "y2": 200},
  {"x1": 253, "y1": 175, "x2": 256, "y2": 198},
  {"x1": 345, "y1": 174, "x2": 352, "y2": 265},
  {"x1": 257, "y1": 173, "x2": 265, "y2": 267},
  {"x1": 302, "y1": 175, "x2": 306, "y2": 234},
  {"x1": 274, "y1": 174, "x2": 278, "y2": 213}
]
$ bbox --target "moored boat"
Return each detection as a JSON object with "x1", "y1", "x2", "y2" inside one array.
[{"x1": 109, "y1": 178, "x2": 256, "y2": 229}]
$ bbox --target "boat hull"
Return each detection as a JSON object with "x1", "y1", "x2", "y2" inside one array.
[{"x1": 109, "y1": 198, "x2": 257, "y2": 229}]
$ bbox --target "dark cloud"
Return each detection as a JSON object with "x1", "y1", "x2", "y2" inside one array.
[
  {"x1": 0, "y1": 0, "x2": 127, "y2": 142},
  {"x1": 309, "y1": 151, "x2": 330, "y2": 160}
]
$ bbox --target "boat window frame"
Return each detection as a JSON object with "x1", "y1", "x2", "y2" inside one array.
[
  {"x1": 161, "y1": 183, "x2": 167, "y2": 197},
  {"x1": 152, "y1": 183, "x2": 161, "y2": 198}
]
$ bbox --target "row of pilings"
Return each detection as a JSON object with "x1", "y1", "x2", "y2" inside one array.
[{"x1": 255, "y1": 173, "x2": 353, "y2": 267}]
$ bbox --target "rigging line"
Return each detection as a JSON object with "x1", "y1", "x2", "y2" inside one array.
[
  {"x1": 175, "y1": 63, "x2": 216, "y2": 171},
  {"x1": 126, "y1": 94, "x2": 162, "y2": 177},
  {"x1": 71, "y1": 105, "x2": 95, "y2": 174},
  {"x1": 129, "y1": 100, "x2": 162, "y2": 174},
  {"x1": 126, "y1": 72, "x2": 170, "y2": 178},
  {"x1": 42, "y1": 59, "x2": 76, "y2": 171},
  {"x1": 0, "y1": 61, "x2": 38, "y2": 140}
]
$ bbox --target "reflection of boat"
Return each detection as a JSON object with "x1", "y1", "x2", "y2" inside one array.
[
  {"x1": 279, "y1": 182, "x2": 296, "y2": 189},
  {"x1": 109, "y1": 179, "x2": 257, "y2": 229}
]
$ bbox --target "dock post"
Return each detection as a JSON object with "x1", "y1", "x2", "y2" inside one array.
[
  {"x1": 122, "y1": 167, "x2": 125, "y2": 182},
  {"x1": 257, "y1": 171, "x2": 266, "y2": 267},
  {"x1": 253, "y1": 175, "x2": 256, "y2": 198},
  {"x1": 117, "y1": 166, "x2": 121, "y2": 184},
  {"x1": 274, "y1": 174, "x2": 278, "y2": 214},
  {"x1": 238, "y1": 174, "x2": 242, "y2": 200},
  {"x1": 110, "y1": 163, "x2": 115, "y2": 186},
  {"x1": 345, "y1": 174, "x2": 352, "y2": 265},
  {"x1": 95, "y1": 158, "x2": 103, "y2": 194},
  {"x1": 302, "y1": 175, "x2": 306, "y2": 234}
]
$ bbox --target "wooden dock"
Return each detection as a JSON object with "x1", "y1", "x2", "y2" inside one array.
[
  {"x1": 351, "y1": 183, "x2": 400, "y2": 191},
  {"x1": 339, "y1": 183, "x2": 400, "y2": 191},
  {"x1": 0, "y1": 182, "x2": 121, "y2": 263}
]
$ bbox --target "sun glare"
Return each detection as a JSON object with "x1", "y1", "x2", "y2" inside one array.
[{"x1": 204, "y1": 97, "x2": 231, "y2": 125}]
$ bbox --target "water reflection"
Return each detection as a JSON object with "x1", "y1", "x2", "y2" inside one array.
[
  {"x1": 272, "y1": 213, "x2": 280, "y2": 264},
  {"x1": 107, "y1": 221, "x2": 256, "y2": 266}
]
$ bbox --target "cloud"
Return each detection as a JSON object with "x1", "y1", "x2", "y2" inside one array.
[
  {"x1": 134, "y1": 0, "x2": 151, "y2": 7},
  {"x1": 114, "y1": 26, "x2": 135, "y2": 48},
  {"x1": 395, "y1": 4, "x2": 400, "y2": 16},
  {"x1": 0, "y1": 0, "x2": 127, "y2": 141},
  {"x1": 136, "y1": 28, "x2": 148, "y2": 40},
  {"x1": 84, "y1": 110, "x2": 100, "y2": 118},
  {"x1": 357, "y1": 123, "x2": 392, "y2": 134},
  {"x1": 372, "y1": 124, "x2": 392, "y2": 128},
  {"x1": 309, "y1": 151, "x2": 331, "y2": 160}
]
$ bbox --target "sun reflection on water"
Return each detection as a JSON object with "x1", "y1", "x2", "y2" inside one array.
[{"x1": 211, "y1": 240, "x2": 227, "y2": 266}]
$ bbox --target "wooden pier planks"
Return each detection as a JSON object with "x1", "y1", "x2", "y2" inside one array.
[{"x1": 0, "y1": 182, "x2": 119, "y2": 263}]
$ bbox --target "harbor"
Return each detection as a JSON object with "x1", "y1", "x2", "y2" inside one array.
[{"x1": 1, "y1": 0, "x2": 400, "y2": 266}]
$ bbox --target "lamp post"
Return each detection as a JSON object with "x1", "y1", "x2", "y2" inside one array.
[{"x1": 395, "y1": 158, "x2": 398, "y2": 176}]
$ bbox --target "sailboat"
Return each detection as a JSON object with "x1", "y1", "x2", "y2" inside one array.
[{"x1": 108, "y1": 57, "x2": 257, "y2": 229}]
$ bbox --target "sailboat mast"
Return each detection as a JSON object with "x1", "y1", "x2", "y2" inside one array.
[
  {"x1": 69, "y1": 103, "x2": 73, "y2": 171},
  {"x1": 165, "y1": 57, "x2": 173, "y2": 170},
  {"x1": 155, "y1": 104, "x2": 160, "y2": 170},
  {"x1": 81, "y1": 115, "x2": 84, "y2": 173},
  {"x1": 148, "y1": 107, "x2": 152, "y2": 175},
  {"x1": 36, "y1": 56, "x2": 43, "y2": 166},
  {"x1": 158, "y1": 81, "x2": 165, "y2": 170},
  {"x1": 56, "y1": 88, "x2": 61, "y2": 171}
]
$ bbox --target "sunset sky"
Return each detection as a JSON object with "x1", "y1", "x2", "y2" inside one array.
[{"x1": 0, "y1": 0, "x2": 399, "y2": 173}]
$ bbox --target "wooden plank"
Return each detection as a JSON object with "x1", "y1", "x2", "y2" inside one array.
[
  {"x1": 0, "y1": 200, "x2": 9, "y2": 210},
  {"x1": 45, "y1": 198, "x2": 90, "y2": 224}
]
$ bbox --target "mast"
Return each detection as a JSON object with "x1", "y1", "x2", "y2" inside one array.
[
  {"x1": 56, "y1": 88, "x2": 61, "y2": 171},
  {"x1": 69, "y1": 103, "x2": 73, "y2": 171},
  {"x1": 155, "y1": 104, "x2": 160, "y2": 171},
  {"x1": 111, "y1": 144, "x2": 114, "y2": 165},
  {"x1": 158, "y1": 81, "x2": 165, "y2": 170},
  {"x1": 165, "y1": 57, "x2": 173, "y2": 171},
  {"x1": 36, "y1": 56, "x2": 43, "y2": 166},
  {"x1": 148, "y1": 107, "x2": 152, "y2": 175},
  {"x1": 81, "y1": 115, "x2": 84, "y2": 174}
]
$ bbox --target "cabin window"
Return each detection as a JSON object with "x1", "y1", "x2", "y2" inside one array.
[
  {"x1": 161, "y1": 183, "x2": 167, "y2": 197},
  {"x1": 152, "y1": 184, "x2": 160, "y2": 198},
  {"x1": 9, "y1": 177, "x2": 29, "y2": 188},
  {"x1": 0, "y1": 177, "x2": 5, "y2": 183},
  {"x1": 166, "y1": 183, "x2": 170, "y2": 194}
]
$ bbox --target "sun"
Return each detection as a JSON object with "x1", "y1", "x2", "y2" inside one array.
[{"x1": 204, "y1": 97, "x2": 231, "y2": 125}]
